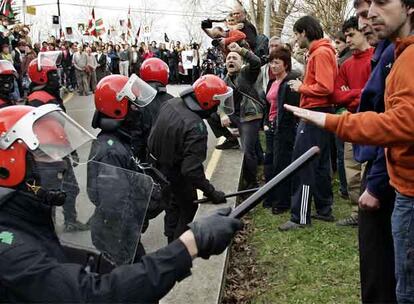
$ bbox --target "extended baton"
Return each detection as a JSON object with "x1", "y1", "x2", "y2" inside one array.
[
  {"x1": 229, "y1": 146, "x2": 320, "y2": 219},
  {"x1": 194, "y1": 187, "x2": 260, "y2": 204}
]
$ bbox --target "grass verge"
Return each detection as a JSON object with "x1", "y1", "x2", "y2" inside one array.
[{"x1": 249, "y1": 178, "x2": 360, "y2": 304}]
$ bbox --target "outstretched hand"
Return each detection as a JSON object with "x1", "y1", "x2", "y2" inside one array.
[{"x1": 284, "y1": 105, "x2": 327, "y2": 128}]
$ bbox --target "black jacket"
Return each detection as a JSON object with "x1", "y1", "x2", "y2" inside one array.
[
  {"x1": 148, "y1": 97, "x2": 213, "y2": 194},
  {"x1": 264, "y1": 70, "x2": 301, "y2": 134},
  {"x1": 0, "y1": 189, "x2": 192, "y2": 303},
  {"x1": 242, "y1": 20, "x2": 258, "y2": 50},
  {"x1": 225, "y1": 49, "x2": 263, "y2": 122},
  {"x1": 130, "y1": 83, "x2": 174, "y2": 161}
]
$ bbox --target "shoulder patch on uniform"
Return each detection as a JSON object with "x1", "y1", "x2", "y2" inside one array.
[
  {"x1": 197, "y1": 122, "x2": 206, "y2": 134},
  {"x1": 107, "y1": 139, "x2": 114, "y2": 146},
  {"x1": 0, "y1": 231, "x2": 14, "y2": 245}
]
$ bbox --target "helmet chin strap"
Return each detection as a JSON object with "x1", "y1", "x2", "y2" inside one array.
[
  {"x1": 180, "y1": 88, "x2": 218, "y2": 118},
  {"x1": 21, "y1": 154, "x2": 67, "y2": 207}
]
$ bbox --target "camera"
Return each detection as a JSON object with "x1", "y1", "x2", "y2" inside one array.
[
  {"x1": 211, "y1": 39, "x2": 220, "y2": 47},
  {"x1": 201, "y1": 19, "x2": 213, "y2": 29}
]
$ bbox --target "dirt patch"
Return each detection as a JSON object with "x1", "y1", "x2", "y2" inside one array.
[{"x1": 221, "y1": 216, "x2": 268, "y2": 304}]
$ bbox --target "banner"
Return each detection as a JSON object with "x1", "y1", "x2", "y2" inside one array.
[{"x1": 26, "y1": 5, "x2": 36, "y2": 15}]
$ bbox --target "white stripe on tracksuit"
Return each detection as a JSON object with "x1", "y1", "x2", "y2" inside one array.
[{"x1": 300, "y1": 185, "x2": 310, "y2": 225}]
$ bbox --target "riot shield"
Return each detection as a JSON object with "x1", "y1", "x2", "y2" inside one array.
[{"x1": 54, "y1": 160, "x2": 154, "y2": 266}]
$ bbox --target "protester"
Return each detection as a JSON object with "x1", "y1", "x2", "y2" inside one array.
[
  {"x1": 279, "y1": 16, "x2": 337, "y2": 231},
  {"x1": 332, "y1": 16, "x2": 374, "y2": 227},
  {"x1": 263, "y1": 48, "x2": 300, "y2": 214},
  {"x1": 72, "y1": 45, "x2": 89, "y2": 96}
]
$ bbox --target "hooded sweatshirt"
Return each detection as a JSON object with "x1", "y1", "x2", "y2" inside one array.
[
  {"x1": 325, "y1": 35, "x2": 414, "y2": 197},
  {"x1": 332, "y1": 47, "x2": 374, "y2": 112},
  {"x1": 298, "y1": 38, "x2": 337, "y2": 109}
]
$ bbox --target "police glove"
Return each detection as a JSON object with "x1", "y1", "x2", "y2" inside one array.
[
  {"x1": 206, "y1": 189, "x2": 227, "y2": 204},
  {"x1": 188, "y1": 207, "x2": 243, "y2": 259}
]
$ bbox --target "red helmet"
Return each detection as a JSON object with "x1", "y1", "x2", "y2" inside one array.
[
  {"x1": 27, "y1": 58, "x2": 58, "y2": 85},
  {"x1": 193, "y1": 75, "x2": 232, "y2": 111},
  {"x1": 0, "y1": 104, "x2": 94, "y2": 187},
  {"x1": 95, "y1": 74, "x2": 157, "y2": 119},
  {"x1": 140, "y1": 58, "x2": 169, "y2": 86},
  {"x1": 0, "y1": 60, "x2": 17, "y2": 78}
]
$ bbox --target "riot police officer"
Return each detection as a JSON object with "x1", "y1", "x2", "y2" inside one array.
[
  {"x1": 26, "y1": 52, "x2": 65, "y2": 110},
  {"x1": 0, "y1": 104, "x2": 242, "y2": 303},
  {"x1": 125, "y1": 57, "x2": 174, "y2": 161},
  {"x1": 26, "y1": 52, "x2": 86, "y2": 232},
  {"x1": 0, "y1": 60, "x2": 18, "y2": 108},
  {"x1": 87, "y1": 73, "x2": 161, "y2": 255},
  {"x1": 148, "y1": 74, "x2": 234, "y2": 242}
]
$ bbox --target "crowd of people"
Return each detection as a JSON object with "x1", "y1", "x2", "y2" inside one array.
[{"x1": 0, "y1": 0, "x2": 414, "y2": 302}]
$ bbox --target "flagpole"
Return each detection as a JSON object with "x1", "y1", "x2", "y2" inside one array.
[{"x1": 57, "y1": 0, "x2": 62, "y2": 37}]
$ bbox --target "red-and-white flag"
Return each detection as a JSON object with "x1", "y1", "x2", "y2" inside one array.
[
  {"x1": 86, "y1": 8, "x2": 97, "y2": 37},
  {"x1": 95, "y1": 18, "x2": 105, "y2": 36}
]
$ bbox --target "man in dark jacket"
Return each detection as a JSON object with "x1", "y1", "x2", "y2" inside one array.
[
  {"x1": 138, "y1": 58, "x2": 174, "y2": 161},
  {"x1": 0, "y1": 103, "x2": 242, "y2": 303},
  {"x1": 351, "y1": 0, "x2": 397, "y2": 302},
  {"x1": 231, "y1": 6, "x2": 257, "y2": 50},
  {"x1": 222, "y1": 42, "x2": 263, "y2": 189},
  {"x1": 148, "y1": 75, "x2": 231, "y2": 242}
]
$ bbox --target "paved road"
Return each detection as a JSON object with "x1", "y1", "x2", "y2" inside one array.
[{"x1": 55, "y1": 85, "x2": 220, "y2": 256}]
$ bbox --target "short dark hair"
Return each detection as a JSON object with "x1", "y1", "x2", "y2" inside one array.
[
  {"x1": 293, "y1": 16, "x2": 324, "y2": 42},
  {"x1": 353, "y1": 0, "x2": 371, "y2": 9},
  {"x1": 402, "y1": 0, "x2": 414, "y2": 26},
  {"x1": 269, "y1": 48, "x2": 292, "y2": 72},
  {"x1": 334, "y1": 31, "x2": 346, "y2": 43},
  {"x1": 342, "y1": 16, "x2": 359, "y2": 34}
]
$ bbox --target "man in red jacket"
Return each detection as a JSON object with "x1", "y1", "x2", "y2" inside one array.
[
  {"x1": 333, "y1": 16, "x2": 374, "y2": 227},
  {"x1": 279, "y1": 16, "x2": 338, "y2": 231}
]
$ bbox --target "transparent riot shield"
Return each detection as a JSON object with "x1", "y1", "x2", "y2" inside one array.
[{"x1": 54, "y1": 159, "x2": 154, "y2": 266}]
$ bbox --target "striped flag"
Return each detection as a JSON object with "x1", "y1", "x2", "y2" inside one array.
[
  {"x1": 0, "y1": 0, "x2": 14, "y2": 18},
  {"x1": 95, "y1": 18, "x2": 105, "y2": 36},
  {"x1": 86, "y1": 8, "x2": 96, "y2": 36}
]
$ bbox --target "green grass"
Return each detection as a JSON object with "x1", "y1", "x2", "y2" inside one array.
[{"x1": 248, "y1": 178, "x2": 360, "y2": 304}]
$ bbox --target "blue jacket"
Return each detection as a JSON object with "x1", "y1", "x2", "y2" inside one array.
[{"x1": 353, "y1": 40, "x2": 395, "y2": 200}]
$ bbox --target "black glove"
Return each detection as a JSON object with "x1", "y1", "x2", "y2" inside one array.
[
  {"x1": 206, "y1": 189, "x2": 226, "y2": 204},
  {"x1": 188, "y1": 207, "x2": 243, "y2": 259},
  {"x1": 70, "y1": 150, "x2": 80, "y2": 167}
]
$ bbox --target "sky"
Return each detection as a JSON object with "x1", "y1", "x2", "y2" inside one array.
[{"x1": 19, "y1": 0, "x2": 235, "y2": 44}]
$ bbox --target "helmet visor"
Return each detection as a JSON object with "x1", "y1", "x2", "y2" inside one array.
[
  {"x1": 215, "y1": 87, "x2": 234, "y2": 115},
  {"x1": 116, "y1": 74, "x2": 157, "y2": 107},
  {"x1": 37, "y1": 51, "x2": 62, "y2": 70},
  {"x1": 0, "y1": 104, "x2": 95, "y2": 162},
  {"x1": 0, "y1": 60, "x2": 17, "y2": 77}
]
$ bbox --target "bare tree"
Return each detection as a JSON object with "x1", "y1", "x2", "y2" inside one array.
[
  {"x1": 238, "y1": 0, "x2": 300, "y2": 37},
  {"x1": 302, "y1": 0, "x2": 353, "y2": 38}
]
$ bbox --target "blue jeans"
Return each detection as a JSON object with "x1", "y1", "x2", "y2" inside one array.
[{"x1": 392, "y1": 192, "x2": 414, "y2": 303}]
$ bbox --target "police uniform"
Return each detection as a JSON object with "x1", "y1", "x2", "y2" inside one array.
[
  {"x1": 0, "y1": 189, "x2": 192, "y2": 303},
  {"x1": 148, "y1": 97, "x2": 214, "y2": 241}
]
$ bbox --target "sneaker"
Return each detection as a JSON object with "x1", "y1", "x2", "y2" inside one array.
[
  {"x1": 215, "y1": 138, "x2": 240, "y2": 150},
  {"x1": 278, "y1": 220, "x2": 309, "y2": 231},
  {"x1": 336, "y1": 215, "x2": 358, "y2": 227},
  {"x1": 311, "y1": 214, "x2": 336, "y2": 222},
  {"x1": 64, "y1": 221, "x2": 89, "y2": 232}
]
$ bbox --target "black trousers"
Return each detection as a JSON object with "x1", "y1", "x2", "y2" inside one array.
[
  {"x1": 163, "y1": 176, "x2": 198, "y2": 242},
  {"x1": 206, "y1": 112, "x2": 234, "y2": 140},
  {"x1": 264, "y1": 125, "x2": 295, "y2": 210},
  {"x1": 290, "y1": 108, "x2": 334, "y2": 225},
  {"x1": 359, "y1": 164, "x2": 396, "y2": 303},
  {"x1": 62, "y1": 160, "x2": 80, "y2": 223}
]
